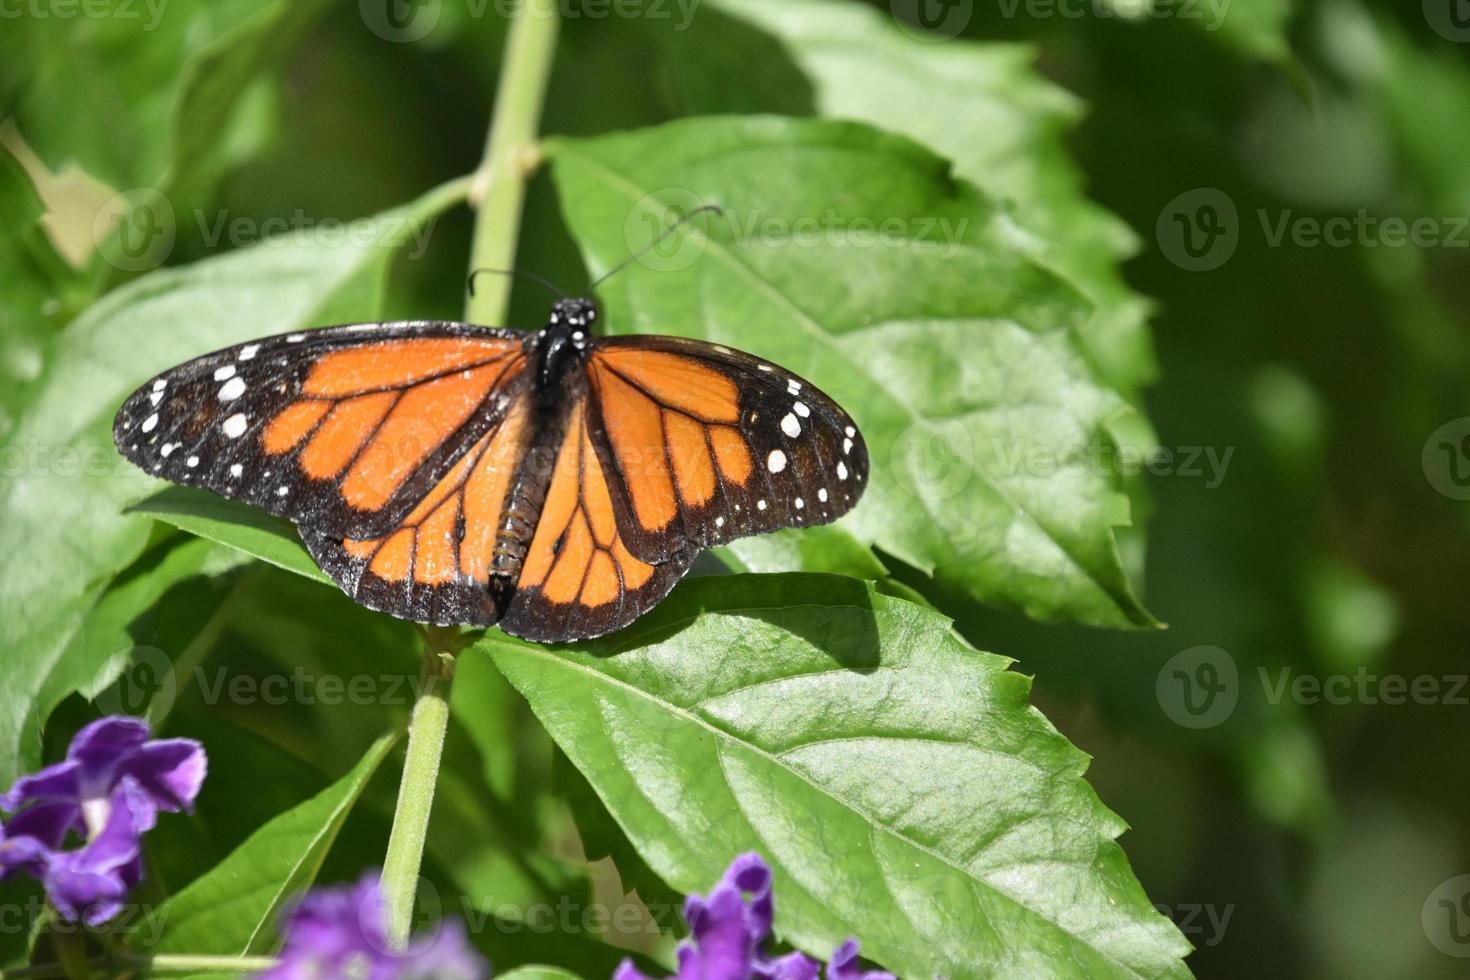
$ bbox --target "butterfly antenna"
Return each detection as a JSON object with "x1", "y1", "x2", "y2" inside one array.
[
  {"x1": 467, "y1": 267, "x2": 568, "y2": 301},
  {"x1": 588, "y1": 204, "x2": 724, "y2": 290}
]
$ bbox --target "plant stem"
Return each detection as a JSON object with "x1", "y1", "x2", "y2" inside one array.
[
  {"x1": 378, "y1": 0, "x2": 559, "y2": 951},
  {"x1": 464, "y1": 0, "x2": 561, "y2": 326},
  {"x1": 47, "y1": 930, "x2": 90, "y2": 980},
  {"x1": 379, "y1": 629, "x2": 459, "y2": 950},
  {"x1": 0, "y1": 954, "x2": 279, "y2": 979}
]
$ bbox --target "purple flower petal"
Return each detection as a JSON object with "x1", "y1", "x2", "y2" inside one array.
[
  {"x1": 757, "y1": 950, "x2": 821, "y2": 980},
  {"x1": 1, "y1": 759, "x2": 80, "y2": 812},
  {"x1": 687, "y1": 879, "x2": 758, "y2": 980},
  {"x1": 256, "y1": 873, "x2": 488, "y2": 980},
  {"x1": 723, "y1": 853, "x2": 775, "y2": 942},
  {"x1": 824, "y1": 940, "x2": 893, "y2": 980},
  {"x1": 614, "y1": 958, "x2": 658, "y2": 980},
  {"x1": 4, "y1": 800, "x2": 78, "y2": 850},
  {"x1": 126, "y1": 739, "x2": 207, "y2": 813},
  {"x1": 0, "y1": 829, "x2": 51, "y2": 879}
]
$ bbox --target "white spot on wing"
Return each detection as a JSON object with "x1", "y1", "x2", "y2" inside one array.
[
  {"x1": 218, "y1": 377, "x2": 246, "y2": 401},
  {"x1": 213, "y1": 365, "x2": 236, "y2": 381},
  {"x1": 757, "y1": 499, "x2": 768, "y2": 511},
  {"x1": 276, "y1": 486, "x2": 289, "y2": 496},
  {"x1": 186, "y1": 456, "x2": 199, "y2": 468},
  {"x1": 795, "y1": 497, "x2": 804, "y2": 509},
  {"x1": 239, "y1": 344, "x2": 260, "y2": 360},
  {"x1": 152, "y1": 379, "x2": 167, "y2": 392},
  {"x1": 837, "y1": 461, "x2": 849, "y2": 481},
  {"x1": 286, "y1": 333, "x2": 306, "y2": 343},
  {"x1": 793, "y1": 401, "x2": 810, "y2": 418},
  {"x1": 715, "y1": 515, "x2": 725, "y2": 528},
  {"x1": 780, "y1": 414, "x2": 800, "y2": 438},
  {"x1": 843, "y1": 438, "x2": 853, "y2": 454},
  {"x1": 141, "y1": 413, "x2": 159, "y2": 433},
  {"x1": 149, "y1": 391, "x2": 162, "y2": 407},
  {"x1": 160, "y1": 442, "x2": 176, "y2": 457},
  {"x1": 766, "y1": 449, "x2": 787, "y2": 473},
  {"x1": 818, "y1": 488, "x2": 828, "y2": 503},
  {"x1": 223, "y1": 413, "x2": 248, "y2": 438},
  {"x1": 229, "y1": 464, "x2": 243, "y2": 478},
  {"x1": 844, "y1": 425, "x2": 855, "y2": 438},
  {"x1": 757, "y1": 364, "x2": 772, "y2": 373}
]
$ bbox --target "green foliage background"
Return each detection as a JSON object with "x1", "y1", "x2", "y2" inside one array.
[{"x1": 2, "y1": 0, "x2": 1468, "y2": 977}]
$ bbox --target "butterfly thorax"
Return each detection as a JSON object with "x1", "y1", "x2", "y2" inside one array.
[
  {"x1": 530, "y1": 297, "x2": 597, "y2": 393},
  {"x1": 488, "y1": 299, "x2": 600, "y2": 614}
]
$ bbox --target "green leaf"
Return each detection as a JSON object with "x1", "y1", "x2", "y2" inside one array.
[
  {"x1": 0, "y1": 146, "x2": 66, "y2": 436},
  {"x1": 549, "y1": 117, "x2": 1154, "y2": 628},
  {"x1": 2, "y1": 0, "x2": 332, "y2": 205},
  {"x1": 152, "y1": 729, "x2": 399, "y2": 956},
  {"x1": 691, "y1": 0, "x2": 1157, "y2": 394},
  {"x1": 0, "y1": 180, "x2": 463, "y2": 787},
  {"x1": 482, "y1": 574, "x2": 1188, "y2": 979},
  {"x1": 495, "y1": 968, "x2": 584, "y2": 980},
  {"x1": 33, "y1": 534, "x2": 247, "y2": 736},
  {"x1": 132, "y1": 487, "x2": 331, "y2": 586}
]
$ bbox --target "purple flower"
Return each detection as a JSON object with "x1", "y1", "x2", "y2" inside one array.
[
  {"x1": 614, "y1": 854, "x2": 894, "y2": 980},
  {"x1": 0, "y1": 716, "x2": 206, "y2": 924},
  {"x1": 256, "y1": 872, "x2": 488, "y2": 980}
]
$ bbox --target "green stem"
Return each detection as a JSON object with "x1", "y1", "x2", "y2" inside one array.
[
  {"x1": 47, "y1": 930, "x2": 90, "y2": 980},
  {"x1": 464, "y1": 0, "x2": 561, "y2": 325},
  {"x1": 379, "y1": 628, "x2": 460, "y2": 950},
  {"x1": 0, "y1": 954, "x2": 279, "y2": 979},
  {"x1": 378, "y1": 0, "x2": 559, "y2": 951}
]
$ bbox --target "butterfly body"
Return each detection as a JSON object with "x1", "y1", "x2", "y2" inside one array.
[{"x1": 115, "y1": 299, "x2": 868, "y2": 642}]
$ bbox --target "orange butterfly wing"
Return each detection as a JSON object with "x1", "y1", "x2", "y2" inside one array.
[
  {"x1": 114, "y1": 323, "x2": 526, "y2": 538},
  {"x1": 499, "y1": 395, "x2": 695, "y2": 642},
  {"x1": 585, "y1": 336, "x2": 868, "y2": 562},
  {"x1": 302, "y1": 383, "x2": 536, "y2": 626}
]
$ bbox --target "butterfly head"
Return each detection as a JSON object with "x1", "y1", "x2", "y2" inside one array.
[
  {"x1": 547, "y1": 297, "x2": 598, "y2": 340},
  {"x1": 535, "y1": 297, "x2": 599, "y2": 390}
]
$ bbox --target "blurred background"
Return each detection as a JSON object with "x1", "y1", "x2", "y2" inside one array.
[{"x1": 4, "y1": 0, "x2": 1469, "y2": 976}]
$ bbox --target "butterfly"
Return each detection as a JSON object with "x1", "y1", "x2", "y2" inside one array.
[{"x1": 112, "y1": 296, "x2": 868, "y2": 641}]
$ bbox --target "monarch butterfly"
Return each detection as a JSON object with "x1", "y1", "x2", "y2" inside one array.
[{"x1": 112, "y1": 293, "x2": 868, "y2": 641}]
